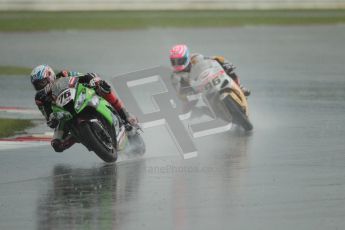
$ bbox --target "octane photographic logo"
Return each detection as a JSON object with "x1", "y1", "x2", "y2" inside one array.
[{"x1": 112, "y1": 66, "x2": 232, "y2": 159}]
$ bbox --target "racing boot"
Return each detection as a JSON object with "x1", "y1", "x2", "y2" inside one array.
[{"x1": 240, "y1": 85, "x2": 251, "y2": 97}]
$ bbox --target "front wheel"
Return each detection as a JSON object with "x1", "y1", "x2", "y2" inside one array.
[
  {"x1": 222, "y1": 95, "x2": 253, "y2": 131},
  {"x1": 78, "y1": 121, "x2": 118, "y2": 163}
]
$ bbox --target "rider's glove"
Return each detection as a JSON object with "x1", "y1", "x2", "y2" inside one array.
[
  {"x1": 84, "y1": 73, "x2": 101, "y2": 87},
  {"x1": 47, "y1": 112, "x2": 70, "y2": 129},
  {"x1": 47, "y1": 113, "x2": 59, "y2": 129},
  {"x1": 98, "y1": 80, "x2": 111, "y2": 94},
  {"x1": 85, "y1": 72, "x2": 99, "y2": 79},
  {"x1": 92, "y1": 80, "x2": 112, "y2": 97},
  {"x1": 222, "y1": 62, "x2": 235, "y2": 74},
  {"x1": 56, "y1": 70, "x2": 69, "y2": 78}
]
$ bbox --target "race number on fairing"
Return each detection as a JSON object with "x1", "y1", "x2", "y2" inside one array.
[{"x1": 56, "y1": 88, "x2": 76, "y2": 107}]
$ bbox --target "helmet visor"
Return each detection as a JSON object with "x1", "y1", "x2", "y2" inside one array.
[
  {"x1": 33, "y1": 78, "x2": 49, "y2": 91},
  {"x1": 170, "y1": 57, "x2": 188, "y2": 66}
]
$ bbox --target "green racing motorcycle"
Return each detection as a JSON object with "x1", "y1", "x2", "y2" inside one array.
[{"x1": 50, "y1": 77, "x2": 145, "y2": 163}]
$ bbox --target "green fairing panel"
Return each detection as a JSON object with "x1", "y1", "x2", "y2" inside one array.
[
  {"x1": 96, "y1": 98, "x2": 114, "y2": 125},
  {"x1": 75, "y1": 84, "x2": 114, "y2": 125},
  {"x1": 51, "y1": 83, "x2": 114, "y2": 126}
]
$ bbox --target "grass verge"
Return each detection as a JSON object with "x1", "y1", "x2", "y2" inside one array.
[
  {"x1": 0, "y1": 66, "x2": 31, "y2": 75},
  {"x1": 0, "y1": 119, "x2": 34, "y2": 138},
  {"x1": 0, "y1": 10, "x2": 344, "y2": 31}
]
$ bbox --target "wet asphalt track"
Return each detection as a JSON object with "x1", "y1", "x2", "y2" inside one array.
[{"x1": 0, "y1": 25, "x2": 345, "y2": 229}]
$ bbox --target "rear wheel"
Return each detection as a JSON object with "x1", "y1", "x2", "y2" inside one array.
[
  {"x1": 79, "y1": 121, "x2": 118, "y2": 163},
  {"x1": 222, "y1": 95, "x2": 253, "y2": 131}
]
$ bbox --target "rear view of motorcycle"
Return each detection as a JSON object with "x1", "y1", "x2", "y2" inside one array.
[{"x1": 51, "y1": 77, "x2": 145, "y2": 162}]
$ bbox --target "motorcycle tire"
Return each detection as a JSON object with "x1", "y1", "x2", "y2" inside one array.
[
  {"x1": 79, "y1": 121, "x2": 118, "y2": 163},
  {"x1": 222, "y1": 95, "x2": 253, "y2": 131}
]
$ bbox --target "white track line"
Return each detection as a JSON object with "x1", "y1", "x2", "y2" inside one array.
[
  {"x1": 0, "y1": 107, "x2": 40, "y2": 115},
  {"x1": 0, "y1": 141, "x2": 49, "y2": 151}
]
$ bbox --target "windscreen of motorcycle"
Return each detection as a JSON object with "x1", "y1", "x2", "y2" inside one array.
[{"x1": 52, "y1": 77, "x2": 77, "y2": 107}]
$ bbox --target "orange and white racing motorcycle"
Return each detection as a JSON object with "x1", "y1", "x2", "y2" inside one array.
[{"x1": 189, "y1": 57, "x2": 253, "y2": 131}]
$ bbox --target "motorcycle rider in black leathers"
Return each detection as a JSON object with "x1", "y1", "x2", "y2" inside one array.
[{"x1": 30, "y1": 65, "x2": 137, "y2": 152}]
